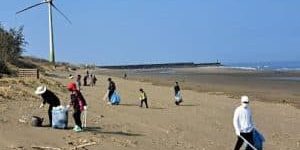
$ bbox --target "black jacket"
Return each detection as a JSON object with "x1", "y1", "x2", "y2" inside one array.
[
  {"x1": 108, "y1": 81, "x2": 116, "y2": 91},
  {"x1": 41, "y1": 90, "x2": 60, "y2": 107},
  {"x1": 174, "y1": 85, "x2": 180, "y2": 95}
]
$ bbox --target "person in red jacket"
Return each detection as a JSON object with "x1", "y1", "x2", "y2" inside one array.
[{"x1": 67, "y1": 82, "x2": 87, "y2": 132}]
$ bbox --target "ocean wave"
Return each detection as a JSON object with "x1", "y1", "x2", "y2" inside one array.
[
  {"x1": 226, "y1": 61, "x2": 300, "y2": 71},
  {"x1": 275, "y1": 68, "x2": 300, "y2": 71},
  {"x1": 220, "y1": 66, "x2": 257, "y2": 71}
]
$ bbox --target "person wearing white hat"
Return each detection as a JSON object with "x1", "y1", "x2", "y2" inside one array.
[
  {"x1": 233, "y1": 95, "x2": 255, "y2": 150},
  {"x1": 35, "y1": 85, "x2": 60, "y2": 127},
  {"x1": 68, "y1": 74, "x2": 74, "y2": 79}
]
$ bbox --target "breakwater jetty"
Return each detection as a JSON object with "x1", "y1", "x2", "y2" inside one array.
[{"x1": 98, "y1": 62, "x2": 222, "y2": 69}]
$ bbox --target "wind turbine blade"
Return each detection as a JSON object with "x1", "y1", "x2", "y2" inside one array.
[
  {"x1": 51, "y1": 4, "x2": 72, "y2": 24},
  {"x1": 16, "y1": 2, "x2": 47, "y2": 14}
]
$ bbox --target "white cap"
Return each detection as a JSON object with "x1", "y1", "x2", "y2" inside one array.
[
  {"x1": 241, "y1": 95, "x2": 249, "y2": 103},
  {"x1": 35, "y1": 85, "x2": 47, "y2": 95}
]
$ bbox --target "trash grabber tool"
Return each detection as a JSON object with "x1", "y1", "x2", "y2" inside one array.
[{"x1": 238, "y1": 135, "x2": 258, "y2": 150}]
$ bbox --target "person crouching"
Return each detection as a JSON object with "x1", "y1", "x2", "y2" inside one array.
[
  {"x1": 67, "y1": 82, "x2": 87, "y2": 132},
  {"x1": 35, "y1": 85, "x2": 60, "y2": 127}
]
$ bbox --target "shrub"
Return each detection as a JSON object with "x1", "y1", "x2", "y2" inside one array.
[{"x1": 0, "y1": 23, "x2": 26, "y2": 74}]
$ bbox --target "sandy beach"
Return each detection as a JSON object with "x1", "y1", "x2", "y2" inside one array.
[
  {"x1": 0, "y1": 68, "x2": 299, "y2": 149},
  {"x1": 2, "y1": 0, "x2": 300, "y2": 149},
  {"x1": 97, "y1": 67, "x2": 300, "y2": 108}
]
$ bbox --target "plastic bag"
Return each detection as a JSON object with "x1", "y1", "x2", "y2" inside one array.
[
  {"x1": 253, "y1": 128, "x2": 265, "y2": 150},
  {"x1": 175, "y1": 92, "x2": 183, "y2": 102},
  {"x1": 110, "y1": 92, "x2": 121, "y2": 105},
  {"x1": 52, "y1": 106, "x2": 68, "y2": 129}
]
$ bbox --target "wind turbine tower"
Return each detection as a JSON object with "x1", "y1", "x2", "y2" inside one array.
[{"x1": 17, "y1": 0, "x2": 71, "y2": 65}]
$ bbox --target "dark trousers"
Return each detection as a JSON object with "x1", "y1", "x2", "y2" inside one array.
[
  {"x1": 140, "y1": 99, "x2": 148, "y2": 108},
  {"x1": 108, "y1": 90, "x2": 114, "y2": 101},
  {"x1": 234, "y1": 131, "x2": 254, "y2": 150},
  {"x1": 73, "y1": 110, "x2": 82, "y2": 128},
  {"x1": 48, "y1": 105, "x2": 54, "y2": 126},
  {"x1": 175, "y1": 100, "x2": 182, "y2": 105}
]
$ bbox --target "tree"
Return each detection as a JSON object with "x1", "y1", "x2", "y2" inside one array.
[{"x1": 0, "y1": 23, "x2": 26, "y2": 73}]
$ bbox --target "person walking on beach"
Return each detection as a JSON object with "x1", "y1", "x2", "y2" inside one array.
[
  {"x1": 107, "y1": 78, "x2": 116, "y2": 101},
  {"x1": 86, "y1": 69, "x2": 89, "y2": 76},
  {"x1": 174, "y1": 82, "x2": 183, "y2": 105},
  {"x1": 35, "y1": 85, "x2": 60, "y2": 127},
  {"x1": 92, "y1": 74, "x2": 97, "y2": 86},
  {"x1": 76, "y1": 75, "x2": 82, "y2": 91},
  {"x1": 139, "y1": 88, "x2": 148, "y2": 108},
  {"x1": 83, "y1": 74, "x2": 88, "y2": 86},
  {"x1": 233, "y1": 96, "x2": 255, "y2": 150},
  {"x1": 67, "y1": 82, "x2": 87, "y2": 132},
  {"x1": 89, "y1": 74, "x2": 95, "y2": 86}
]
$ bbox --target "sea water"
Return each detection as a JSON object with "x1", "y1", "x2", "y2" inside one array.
[{"x1": 226, "y1": 61, "x2": 300, "y2": 71}]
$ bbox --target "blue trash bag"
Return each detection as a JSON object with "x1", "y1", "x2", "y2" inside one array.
[
  {"x1": 253, "y1": 128, "x2": 265, "y2": 150},
  {"x1": 110, "y1": 92, "x2": 121, "y2": 105},
  {"x1": 52, "y1": 106, "x2": 68, "y2": 129}
]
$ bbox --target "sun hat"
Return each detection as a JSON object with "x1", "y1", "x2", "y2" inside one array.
[
  {"x1": 35, "y1": 85, "x2": 47, "y2": 95},
  {"x1": 68, "y1": 74, "x2": 74, "y2": 79},
  {"x1": 241, "y1": 95, "x2": 249, "y2": 103},
  {"x1": 67, "y1": 82, "x2": 77, "y2": 91}
]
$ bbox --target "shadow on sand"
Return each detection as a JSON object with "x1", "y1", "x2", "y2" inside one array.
[
  {"x1": 84, "y1": 127, "x2": 143, "y2": 136},
  {"x1": 37, "y1": 125, "x2": 141, "y2": 136},
  {"x1": 119, "y1": 103, "x2": 138, "y2": 107},
  {"x1": 178, "y1": 104, "x2": 200, "y2": 107},
  {"x1": 37, "y1": 125, "x2": 74, "y2": 130},
  {"x1": 149, "y1": 107, "x2": 165, "y2": 110},
  {"x1": 120, "y1": 103, "x2": 165, "y2": 110}
]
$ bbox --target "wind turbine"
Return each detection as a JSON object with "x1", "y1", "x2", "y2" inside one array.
[{"x1": 16, "y1": 0, "x2": 72, "y2": 65}]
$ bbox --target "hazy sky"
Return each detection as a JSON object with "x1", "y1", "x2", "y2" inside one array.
[{"x1": 1, "y1": 0, "x2": 299, "y2": 65}]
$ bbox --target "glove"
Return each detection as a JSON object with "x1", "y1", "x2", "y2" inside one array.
[
  {"x1": 235, "y1": 130, "x2": 240, "y2": 136},
  {"x1": 39, "y1": 103, "x2": 44, "y2": 108},
  {"x1": 84, "y1": 106, "x2": 88, "y2": 110}
]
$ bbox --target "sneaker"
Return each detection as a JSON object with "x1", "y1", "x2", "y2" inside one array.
[
  {"x1": 73, "y1": 125, "x2": 78, "y2": 131},
  {"x1": 73, "y1": 125, "x2": 80, "y2": 131},
  {"x1": 74, "y1": 127, "x2": 82, "y2": 132},
  {"x1": 73, "y1": 125, "x2": 82, "y2": 132}
]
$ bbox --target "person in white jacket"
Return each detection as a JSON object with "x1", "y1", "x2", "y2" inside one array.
[{"x1": 233, "y1": 96, "x2": 255, "y2": 150}]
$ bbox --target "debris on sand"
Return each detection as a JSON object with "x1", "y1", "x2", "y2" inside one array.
[{"x1": 31, "y1": 145, "x2": 62, "y2": 150}]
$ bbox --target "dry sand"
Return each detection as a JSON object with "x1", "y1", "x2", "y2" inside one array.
[{"x1": 0, "y1": 70, "x2": 299, "y2": 149}]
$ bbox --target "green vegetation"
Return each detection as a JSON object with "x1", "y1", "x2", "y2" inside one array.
[{"x1": 0, "y1": 23, "x2": 26, "y2": 74}]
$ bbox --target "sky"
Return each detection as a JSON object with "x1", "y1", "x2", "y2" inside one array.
[{"x1": 0, "y1": 0, "x2": 300, "y2": 65}]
